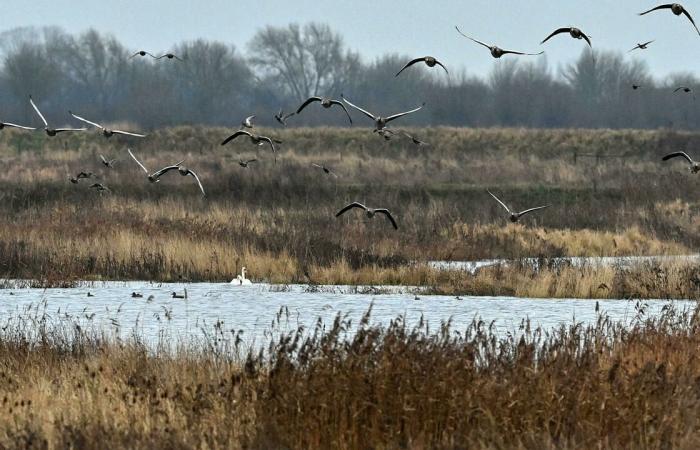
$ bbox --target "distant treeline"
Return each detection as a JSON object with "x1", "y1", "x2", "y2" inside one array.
[{"x1": 0, "y1": 24, "x2": 699, "y2": 130}]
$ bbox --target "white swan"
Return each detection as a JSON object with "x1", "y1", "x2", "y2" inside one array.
[{"x1": 230, "y1": 267, "x2": 253, "y2": 285}]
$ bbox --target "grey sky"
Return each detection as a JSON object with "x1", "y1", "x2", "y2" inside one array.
[{"x1": 2, "y1": 0, "x2": 700, "y2": 79}]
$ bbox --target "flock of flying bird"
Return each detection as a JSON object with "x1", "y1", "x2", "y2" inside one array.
[{"x1": 3, "y1": 3, "x2": 700, "y2": 229}]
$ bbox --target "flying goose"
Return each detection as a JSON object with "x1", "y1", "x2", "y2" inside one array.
[
  {"x1": 662, "y1": 151, "x2": 700, "y2": 172},
  {"x1": 639, "y1": 3, "x2": 700, "y2": 35},
  {"x1": 488, "y1": 190, "x2": 550, "y2": 223},
  {"x1": 156, "y1": 53, "x2": 183, "y2": 61},
  {"x1": 238, "y1": 158, "x2": 257, "y2": 168},
  {"x1": 629, "y1": 40, "x2": 655, "y2": 52},
  {"x1": 632, "y1": 84, "x2": 642, "y2": 90},
  {"x1": 69, "y1": 171, "x2": 94, "y2": 184},
  {"x1": 541, "y1": 27, "x2": 592, "y2": 47},
  {"x1": 241, "y1": 115, "x2": 256, "y2": 129},
  {"x1": 69, "y1": 111, "x2": 145, "y2": 138},
  {"x1": 312, "y1": 163, "x2": 338, "y2": 177},
  {"x1": 100, "y1": 155, "x2": 116, "y2": 168},
  {"x1": 395, "y1": 56, "x2": 448, "y2": 77},
  {"x1": 274, "y1": 109, "x2": 295, "y2": 126},
  {"x1": 130, "y1": 50, "x2": 157, "y2": 59},
  {"x1": 674, "y1": 86, "x2": 693, "y2": 93},
  {"x1": 456, "y1": 26, "x2": 544, "y2": 58},
  {"x1": 335, "y1": 202, "x2": 398, "y2": 229},
  {"x1": 29, "y1": 97, "x2": 87, "y2": 136},
  {"x1": 296, "y1": 97, "x2": 353, "y2": 124},
  {"x1": 128, "y1": 148, "x2": 185, "y2": 183},
  {"x1": 89, "y1": 183, "x2": 110, "y2": 193},
  {"x1": 221, "y1": 130, "x2": 278, "y2": 156},
  {"x1": 341, "y1": 95, "x2": 424, "y2": 131},
  {"x1": 0, "y1": 121, "x2": 35, "y2": 131}
]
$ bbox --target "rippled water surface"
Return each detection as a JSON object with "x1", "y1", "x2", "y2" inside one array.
[{"x1": 0, "y1": 282, "x2": 692, "y2": 348}]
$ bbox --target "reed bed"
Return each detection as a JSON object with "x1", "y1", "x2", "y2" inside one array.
[
  {"x1": 1, "y1": 303, "x2": 700, "y2": 448},
  {"x1": 1, "y1": 126, "x2": 699, "y2": 293}
]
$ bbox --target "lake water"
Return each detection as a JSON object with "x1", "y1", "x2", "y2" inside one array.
[
  {"x1": 0, "y1": 281, "x2": 693, "y2": 351},
  {"x1": 429, "y1": 254, "x2": 700, "y2": 274}
]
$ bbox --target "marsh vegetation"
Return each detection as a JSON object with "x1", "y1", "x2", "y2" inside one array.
[{"x1": 1, "y1": 126, "x2": 699, "y2": 297}]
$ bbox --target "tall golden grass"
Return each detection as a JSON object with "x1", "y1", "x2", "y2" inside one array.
[{"x1": 2, "y1": 304, "x2": 700, "y2": 448}]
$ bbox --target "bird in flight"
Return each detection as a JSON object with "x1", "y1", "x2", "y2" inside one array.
[
  {"x1": 128, "y1": 148, "x2": 184, "y2": 183},
  {"x1": 456, "y1": 27, "x2": 544, "y2": 58},
  {"x1": 639, "y1": 3, "x2": 700, "y2": 36},
  {"x1": 100, "y1": 155, "x2": 117, "y2": 168},
  {"x1": 130, "y1": 50, "x2": 157, "y2": 59},
  {"x1": 335, "y1": 202, "x2": 398, "y2": 230},
  {"x1": 70, "y1": 111, "x2": 145, "y2": 138},
  {"x1": 89, "y1": 183, "x2": 111, "y2": 193},
  {"x1": 221, "y1": 130, "x2": 279, "y2": 159},
  {"x1": 312, "y1": 163, "x2": 339, "y2": 177},
  {"x1": 296, "y1": 97, "x2": 353, "y2": 125},
  {"x1": 629, "y1": 40, "x2": 655, "y2": 52},
  {"x1": 156, "y1": 53, "x2": 184, "y2": 61},
  {"x1": 662, "y1": 151, "x2": 700, "y2": 173},
  {"x1": 29, "y1": 96, "x2": 86, "y2": 136},
  {"x1": 274, "y1": 109, "x2": 295, "y2": 126},
  {"x1": 238, "y1": 158, "x2": 257, "y2": 168},
  {"x1": 541, "y1": 27, "x2": 592, "y2": 47},
  {"x1": 488, "y1": 190, "x2": 550, "y2": 223},
  {"x1": 395, "y1": 56, "x2": 448, "y2": 77},
  {"x1": 341, "y1": 95, "x2": 424, "y2": 131}
]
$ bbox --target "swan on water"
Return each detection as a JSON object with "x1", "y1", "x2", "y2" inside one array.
[{"x1": 231, "y1": 267, "x2": 253, "y2": 285}]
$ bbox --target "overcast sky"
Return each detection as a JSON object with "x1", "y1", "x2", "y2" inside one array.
[{"x1": 2, "y1": 0, "x2": 700, "y2": 78}]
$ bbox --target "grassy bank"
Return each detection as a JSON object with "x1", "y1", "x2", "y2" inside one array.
[
  {"x1": 1, "y1": 126, "x2": 699, "y2": 292},
  {"x1": 2, "y1": 305, "x2": 700, "y2": 448}
]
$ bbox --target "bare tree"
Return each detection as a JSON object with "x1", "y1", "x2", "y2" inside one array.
[{"x1": 248, "y1": 23, "x2": 359, "y2": 102}]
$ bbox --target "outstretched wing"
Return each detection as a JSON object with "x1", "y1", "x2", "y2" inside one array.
[
  {"x1": 1, "y1": 122, "x2": 35, "y2": 130},
  {"x1": 128, "y1": 148, "x2": 149, "y2": 174},
  {"x1": 112, "y1": 129, "x2": 146, "y2": 137},
  {"x1": 454, "y1": 26, "x2": 492, "y2": 50},
  {"x1": 29, "y1": 96, "x2": 48, "y2": 127},
  {"x1": 517, "y1": 205, "x2": 551, "y2": 218},
  {"x1": 258, "y1": 136, "x2": 276, "y2": 154},
  {"x1": 395, "y1": 58, "x2": 425, "y2": 77},
  {"x1": 674, "y1": 86, "x2": 689, "y2": 92},
  {"x1": 330, "y1": 100, "x2": 353, "y2": 125},
  {"x1": 53, "y1": 128, "x2": 87, "y2": 133},
  {"x1": 245, "y1": 159, "x2": 257, "y2": 164},
  {"x1": 681, "y1": 8, "x2": 700, "y2": 35},
  {"x1": 541, "y1": 28, "x2": 572, "y2": 44},
  {"x1": 69, "y1": 111, "x2": 104, "y2": 129},
  {"x1": 487, "y1": 190, "x2": 512, "y2": 215},
  {"x1": 221, "y1": 130, "x2": 251, "y2": 146},
  {"x1": 662, "y1": 151, "x2": 694, "y2": 163},
  {"x1": 151, "y1": 164, "x2": 182, "y2": 179},
  {"x1": 341, "y1": 95, "x2": 377, "y2": 121},
  {"x1": 335, "y1": 202, "x2": 367, "y2": 217},
  {"x1": 375, "y1": 209, "x2": 398, "y2": 230},
  {"x1": 385, "y1": 103, "x2": 425, "y2": 122},
  {"x1": 100, "y1": 154, "x2": 108, "y2": 164},
  {"x1": 433, "y1": 59, "x2": 449, "y2": 75},
  {"x1": 295, "y1": 97, "x2": 322, "y2": 114},
  {"x1": 501, "y1": 49, "x2": 545, "y2": 56},
  {"x1": 579, "y1": 31, "x2": 593, "y2": 47},
  {"x1": 638, "y1": 4, "x2": 674, "y2": 15},
  {"x1": 186, "y1": 169, "x2": 206, "y2": 197}
]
